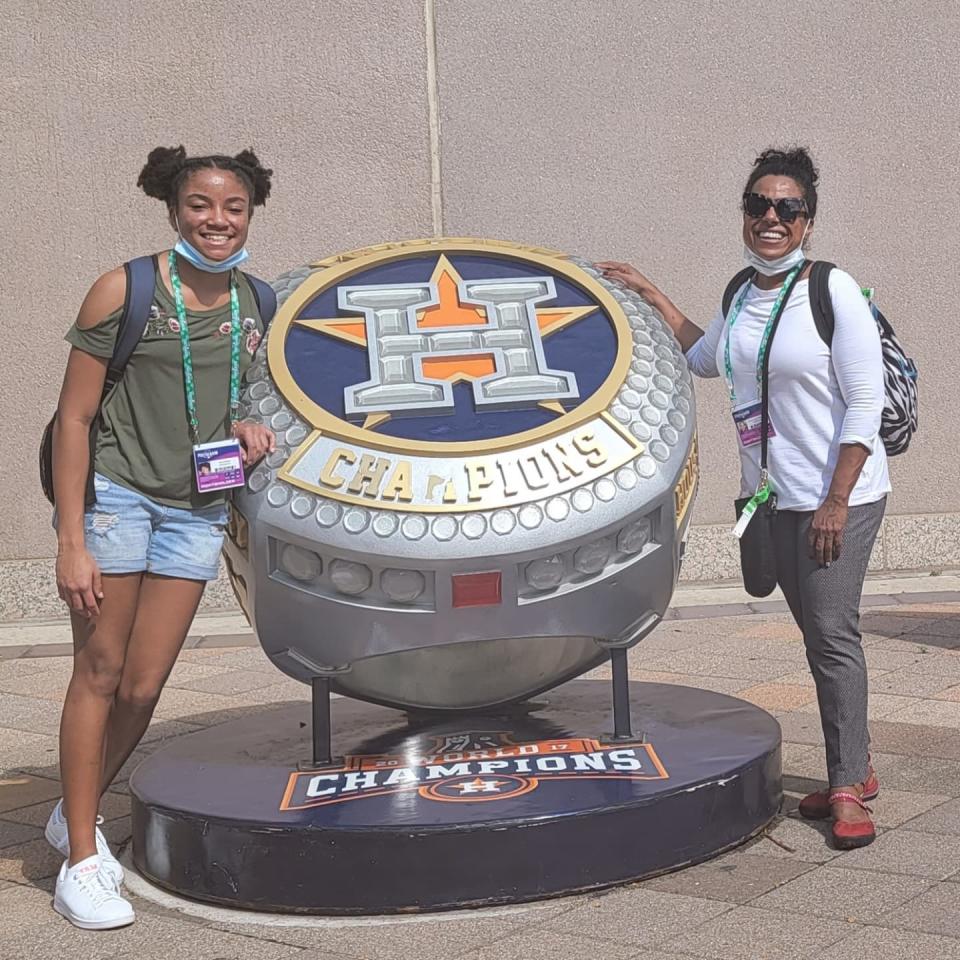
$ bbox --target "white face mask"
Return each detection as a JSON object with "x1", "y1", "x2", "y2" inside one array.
[{"x1": 743, "y1": 221, "x2": 811, "y2": 277}]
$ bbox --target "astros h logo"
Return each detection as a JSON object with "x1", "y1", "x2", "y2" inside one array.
[{"x1": 267, "y1": 239, "x2": 640, "y2": 513}]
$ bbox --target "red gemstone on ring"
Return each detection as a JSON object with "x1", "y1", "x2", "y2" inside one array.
[{"x1": 451, "y1": 572, "x2": 502, "y2": 608}]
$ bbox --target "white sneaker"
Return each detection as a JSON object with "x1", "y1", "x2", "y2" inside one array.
[
  {"x1": 53, "y1": 854, "x2": 135, "y2": 930},
  {"x1": 45, "y1": 799, "x2": 124, "y2": 888}
]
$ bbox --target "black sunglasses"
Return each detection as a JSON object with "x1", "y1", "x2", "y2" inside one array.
[{"x1": 742, "y1": 192, "x2": 808, "y2": 223}]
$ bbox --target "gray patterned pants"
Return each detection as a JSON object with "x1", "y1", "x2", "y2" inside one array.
[{"x1": 774, "y1": 497, "x2": 886, "y2": 786}]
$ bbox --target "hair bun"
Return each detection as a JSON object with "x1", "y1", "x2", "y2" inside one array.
[
  {"x1": 752, "y1": 147, "x2": 819, "y2": 186},
  {"x1": 136, "y1": 145, "x2": 273, "y2": 208},
  {"x1": 233, "y1": 148, "x2": 273, "y2": 207},
  {"x1": 136, "y1": 146, "x2": 188, "y2": 201}
]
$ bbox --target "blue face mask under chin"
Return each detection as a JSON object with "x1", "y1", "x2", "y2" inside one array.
[{"x1": 173, "y1": 227, "x2": 250, "y2": 274}]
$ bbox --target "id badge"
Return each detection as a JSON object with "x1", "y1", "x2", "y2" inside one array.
[
  {"x1": 732, "y1": 401, "x2": 776, "y2": 448},
  {"x1": 193, "y1": 439, "x2": 245, "y2": 492}
]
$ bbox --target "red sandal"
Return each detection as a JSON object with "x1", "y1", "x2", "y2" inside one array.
[
  {"x1": 798, "y1": 763, "x2": 879, "y2": 820},
  {"x1": 829, "y1": 791, "x2": 876, "y2": 849}
]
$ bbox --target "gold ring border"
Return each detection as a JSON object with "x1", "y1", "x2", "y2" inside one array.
[
  {"x1": 278, "y1": 412, "x2": 643, "y2": 514},
  {"x1": 267, "y1": 238, "x2": 633, "y2": 457}
]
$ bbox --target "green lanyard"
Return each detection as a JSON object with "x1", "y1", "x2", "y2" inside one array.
[
  {"x1": 168, "y1": 250, "x2": 241, "y2": 446},
  {"x1": 722, "y1": 263, "x2": 802, "y2": 405}
]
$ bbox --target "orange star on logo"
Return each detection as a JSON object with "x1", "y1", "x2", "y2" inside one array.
[{"x1": 296, "y1": 255, "x2": 597, "y2": 429}]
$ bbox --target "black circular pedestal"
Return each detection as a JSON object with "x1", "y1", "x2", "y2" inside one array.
[{"x1": 130, "y1": 681, "x2": 781, "y2": 914}]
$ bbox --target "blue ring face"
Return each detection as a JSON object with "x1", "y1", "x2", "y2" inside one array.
[{"x1": 283, "y1": 253, "x2": 619, "y2": 444}]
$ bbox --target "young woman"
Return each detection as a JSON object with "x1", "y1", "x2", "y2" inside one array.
[
  {"x1": 49, "y1": 146, "x2": 276, "y2": 928},
  {"x1": 599, "y1": 147, "x2": 890, "y2": 850}
]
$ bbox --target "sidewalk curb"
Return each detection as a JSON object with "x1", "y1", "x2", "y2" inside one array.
[{"x1": 3, "y1": 577, "x2": 958, "y2": 660}]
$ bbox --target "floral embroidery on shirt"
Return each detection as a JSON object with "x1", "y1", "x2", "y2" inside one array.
[
  {"x1": 145, "y1": 304, "x2": 173, "y2": 338},
  {"x1": 246, "y1": 331, "x2": 262, "y2": 356}
]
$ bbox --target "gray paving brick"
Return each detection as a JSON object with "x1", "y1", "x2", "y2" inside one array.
[
  {"x1": 662, "y1": 905, "x2": 853, "y2": 959},
  {"x1": 868, "y1": 720, "x2": 959, "y2": 758},
  {"x1": 893, "y1": 591, "x2": 960, "y2": 606},
  {"x1": 816, "y1": 924, "x2": 960, "y2": 960},
  {"x1": 639, "y1": 851, "x2": 812, "y2": 903},
  {"x1": 0, "y1": 883, "x2": 309, "y2": 958},
  {"x1": 170, "y1": 668, "x2": 278, "y2": 696},
  {"x1": 545, "y1": 886, "x2": 731, "y2": 948},
  {"x1": 739, "y1": 817, "x2": 844, "y2": 864},
  {"x1": 902, "y1": 654, "x2": 960, "y2": 678},
  {"x1": 831, "y1": 829, "x2": 960, "y2": 878},
  {"x1": 869, "y1": 789, "x2": 954, "y2": 829},
  {"x1": 776, "y1": 712, "x2": 827, "y2": 746},
  {"x1": 208, "y1": 911, "x2": 531, "y2": 959},
  {"x1": 870, "y1": 670, "x2": 954, "y2": 698},
  {"x1": 864, "y1": 648, "x2": 936, "y2": 672},
  {"x1": 641, "y1": 650, "x2": 793, "y2": 682},
  {"x1": 866, "y1": 752, "x2": 960, "y2": 796},
  {"x1": 883, "y1": 882, "x2": 960, "y2": 937},
  {"x1": 0, "y1": 729, "x2": 59, "y2": 773},
  {"x1": 0, "y1": 645, "x2": 33, "y2": 660},
  {"x1": 0, "y1": 818, "x2": 41, "y2": 849},
  {"x1": 902, "y1": 797, "x2": 960, "y2": 835},
  {"x1": 0, "y1": 773, "x2": 61, "y2": 814},
  {"x1": 462, "y1": 929, "x2": 640, "y2": 960},
  {"x1": 861, "y1": 612, "x2": 938, "y2": 638},
  {"x1": 0, "y1": 836, "x2": 62, "y2": 882},
  {"x1": 190, "y1": 631, "x2": 258, "y2": 648},
  {"x1": 0, "y1": 694, "x2": 62, "y2": 736},
  {"x1": 752, "y1": 864, "x2": 932, "y2": 922},
  {"x1": 673, "y1": 603, "x2": 753, "y2": 620}
]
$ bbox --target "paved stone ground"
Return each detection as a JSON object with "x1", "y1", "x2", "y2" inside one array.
[{"x1": 2, "y1": 599, "x2": 960, "y2": 959}]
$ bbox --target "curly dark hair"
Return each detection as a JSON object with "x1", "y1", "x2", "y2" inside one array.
[
  {"x1": 744, "y1": 147, "x2": 819, "y2": 218},
  {"x1": 136, "y1": 145, "x2": 272, "y2": 210}
]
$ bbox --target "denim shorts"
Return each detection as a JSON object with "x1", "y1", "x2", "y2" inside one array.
[{"x1": 77, "y1": 473, "x2": 227, "y2": 581}]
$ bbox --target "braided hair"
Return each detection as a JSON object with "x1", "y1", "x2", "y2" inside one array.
[
  {"x1": 137, "y1": 146, "x2": 272, "y2": 210},
  {"x1": 744, "y1": 147, "x2": 819, "y2": 218}
]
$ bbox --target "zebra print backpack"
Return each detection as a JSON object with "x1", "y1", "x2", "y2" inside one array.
[{"x1": 806, "y1": 261, "x2": 918, "y2": 456}]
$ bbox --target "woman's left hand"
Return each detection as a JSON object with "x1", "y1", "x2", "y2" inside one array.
[
  {"x1": 809, "y1": 495, "x2": 849, "y2": 567},
  {"x1": 233, "y1": 420, "x2": 276, "y2": 466}
]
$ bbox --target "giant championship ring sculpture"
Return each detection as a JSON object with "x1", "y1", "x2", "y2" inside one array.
[
  {"x1": 223, "y1": 239, "x2": 699, "y2": 710},
  {"x1": 131, "y1": 240, "x2": 781, "y2": 915}
]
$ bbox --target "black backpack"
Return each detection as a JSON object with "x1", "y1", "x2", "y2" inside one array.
[
  {"x1": 39, "y1": 255, "x2": 277, "y2": 506},
  {"x1": 722, "y1": 261, "x2": 918, "y2": 456}
]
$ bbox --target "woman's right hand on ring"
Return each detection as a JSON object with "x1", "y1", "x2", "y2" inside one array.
[
  {"x1": 595, "y1": 262, "x2": 660, "y2": 301},
  {"x1": 56, "y1": 546, "x2": 103, "y2": 618}
]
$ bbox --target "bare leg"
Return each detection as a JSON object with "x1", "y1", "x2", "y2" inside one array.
[
  {"x1": 99, "y1": 574, "x2": 205, "y2": 793},
  {"x1": 60, "y1": 574, "x2": 142, "y2": 864}
]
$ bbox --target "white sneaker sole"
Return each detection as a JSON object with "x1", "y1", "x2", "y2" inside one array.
[{"x1": 53, "y1": 897, "x2": 135, "y2": 930}]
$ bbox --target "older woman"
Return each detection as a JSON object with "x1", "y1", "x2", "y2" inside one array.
[
  {"x1": 49, "y1": 146, "x2": 276, "y2": 928},
  {"x1": 599, "y1": 147, "x2": 890, "y2": 850}
]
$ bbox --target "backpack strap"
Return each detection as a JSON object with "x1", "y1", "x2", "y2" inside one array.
[
  {"x1": 722, "y1": 267, "x2": 756, "y2": 318},
  {"x1": 104, "y1": 255, "x2": 158, "y2": 393},
  {"x1": 241, "y1": 271, "x2": 277, "y2": 329},
  {"x1": 808, "y1": 260, "x2": 836, "y2": 347}
]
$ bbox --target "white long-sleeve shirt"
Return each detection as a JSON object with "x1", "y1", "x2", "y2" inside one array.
[{"x1": 686, "y1": 268, "x2": 891, "y2": 511}]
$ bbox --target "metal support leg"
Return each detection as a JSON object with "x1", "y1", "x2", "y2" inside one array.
[
  {"x1": 312, "y1": 676, "x2": 332, "y2": 767},
  {"x1": 610, "y1": 647, "x2": 634, "y2": 741}
]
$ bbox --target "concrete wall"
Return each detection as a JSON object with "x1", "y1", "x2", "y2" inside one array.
[{"x1": 2, "y1": 0, "x2": 958, "y2": 616}]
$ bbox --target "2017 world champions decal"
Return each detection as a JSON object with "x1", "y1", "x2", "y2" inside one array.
[{"x1": 280, "y1": 731, "x2": 669, "y2": 811}]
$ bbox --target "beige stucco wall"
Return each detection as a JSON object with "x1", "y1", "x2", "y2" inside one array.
[{"x1": 2, "y1": 0, "x2": 958, "y2": 612}]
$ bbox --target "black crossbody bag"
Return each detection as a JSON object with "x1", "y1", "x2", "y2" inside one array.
[{"x1": 733, "y1": 265, "x2": 805, "y2": 598}]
